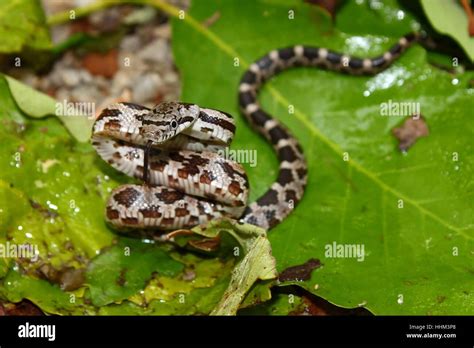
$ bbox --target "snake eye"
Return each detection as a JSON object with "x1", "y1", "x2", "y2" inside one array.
[{"x1": 170, "y1": 120, "x2": 178, "y2": 129}]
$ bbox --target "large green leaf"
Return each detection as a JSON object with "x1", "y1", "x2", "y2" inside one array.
[
  {"x1": 171, "y1": 0, "x2": 474, "y2": 314},
  {"x1": 0, "y1": 0, "x2": 51, "y2": 53}
]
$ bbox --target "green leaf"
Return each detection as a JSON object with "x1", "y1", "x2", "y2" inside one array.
[
  {"x1": 0, "y1": 74, "x2": 116, "y2": 267},
  {"x1": 0, "y1": 269, "x2": 94, "y2": 315},
  {"x1": 421, "y1": 0, "x2": 474, "y2": 62},
  {"x1": 4, "y1": 74, "x2": 94, "y2": 142},
  {"x1": 184, "y1": 219, "x2": 277, "y2": 315},
  {"x1": 4, "y1": 75, "x2": 58, "y2": 118},
  {"x1": 97, "y1": 275, "x2": 231, "y2": 315},
  {"x1": 0, "y1": 0, "x2": 51, "y2": 53},
  {"x1": 86, "y1": 239, "x2": 184, "y2": 306},
  {"x1": 171, "y1": 0, "x2": 474, "y2": 314}
]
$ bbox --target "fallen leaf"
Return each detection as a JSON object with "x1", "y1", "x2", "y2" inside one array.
[
  {"x1": 392, "y1": 115, "x2": 429, "y2": 151},
  {"x1": 278, "y1": 259, "x2": 321, "y2": 282}
]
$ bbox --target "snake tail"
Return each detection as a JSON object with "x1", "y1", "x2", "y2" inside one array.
[{"x1": 238, "y1": 32, "x2": 423, "y2": 230}]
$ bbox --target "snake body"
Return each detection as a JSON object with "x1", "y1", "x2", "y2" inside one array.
[
  {"x1": 92, "y1": 32, "x2": 422, "y2": 231},
  {"x1": 92, "y1": 102, "x2": 248, "y2": 231}
]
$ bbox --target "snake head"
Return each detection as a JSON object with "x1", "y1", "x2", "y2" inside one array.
[{"x1": 140, "y1": 102, "x2": 200, "y2": 145}]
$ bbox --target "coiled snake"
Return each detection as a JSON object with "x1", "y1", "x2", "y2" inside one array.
[{"x1": 92, "y1": 32, "x2": 423, "y2": 232}]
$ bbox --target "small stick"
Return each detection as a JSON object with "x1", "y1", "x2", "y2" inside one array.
[{"x1": 461, "y1": 0, "x2": 474, "y2": 36}]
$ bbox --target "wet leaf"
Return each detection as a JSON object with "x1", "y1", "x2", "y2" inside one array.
[
  {"x1": 86, "y1": 239, "x2": 184, "y2": 306},
  {"x1": 0, "y1": 269, "x2": 94, "y2": 315},
  {"x1": 98, "y1": 275, "x2": 231, "y2": 315},
  {"x1": 171, "y1": 0, "x2": 474, "y2": 314}
]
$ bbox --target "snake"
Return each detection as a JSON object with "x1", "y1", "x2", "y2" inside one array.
[{"x1": 92, "y1": 32, "x2": 423, "y2": 232}]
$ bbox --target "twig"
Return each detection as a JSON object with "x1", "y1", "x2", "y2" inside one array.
[
  {"x1": 460, "y1": 0, "x2": 474, "y2": 36},
  {"x1": 46, "y1": 0, "x2": 181, "y2": 26}
]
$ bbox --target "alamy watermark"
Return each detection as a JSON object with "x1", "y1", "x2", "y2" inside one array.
[
  {"x1": 0, "y1": 242, "x2": 39, "y2": 262},
  {"x1": 380, "y1": 99, "x2": 420, "y2": 117},
  {"x1": 55, "y1": 100, "x2": 96, "y2": 119},
  {"x1": 325, "y1": 241, "x2": 365, "y2": 262},
  {"x1": 18, "y1": 322, "x2": 55, "y2": 341},
  {"x1": 217, "y1": 148, "x2": 257, "y2": 167}
]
